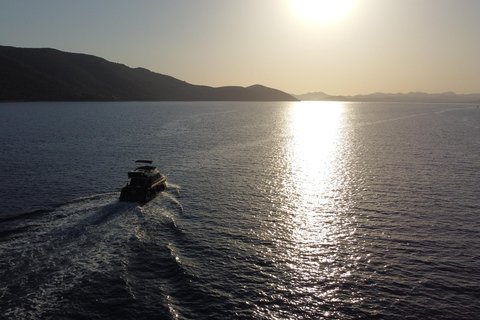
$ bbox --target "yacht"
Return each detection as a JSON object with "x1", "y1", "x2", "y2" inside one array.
[{"x1": 119, "y1": 160, "x2": 167, "y2": 202}]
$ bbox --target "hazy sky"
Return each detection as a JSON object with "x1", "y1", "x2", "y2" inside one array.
[{"x1": 1, "y1": 0, "x2": 479, "y2": 95}]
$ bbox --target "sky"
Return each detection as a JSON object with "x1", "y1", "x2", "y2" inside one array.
[{"x1": 1, "y1": 0, "x2": 479, "y2": 95}]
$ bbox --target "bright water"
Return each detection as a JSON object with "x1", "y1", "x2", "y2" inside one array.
[{"x1": 0, "y1": 101, "x2": 479, "y2": 319}]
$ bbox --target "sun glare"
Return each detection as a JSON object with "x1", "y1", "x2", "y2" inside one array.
[{"x1": 291, "y1": 0, "x2": 355, "y2": 24}]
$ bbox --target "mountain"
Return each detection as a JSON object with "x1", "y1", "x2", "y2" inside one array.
[
  {"x1": 292, "y1": 91, "x2": 331, "y2": 101},
  {"x1": 0, "y1": 45, "x2": 297, "y2": 102},
  {"x1": 294, "y1": 91, "x2": 480, "y2": 104}
]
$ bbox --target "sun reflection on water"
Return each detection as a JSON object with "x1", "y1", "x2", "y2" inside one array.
[
  {"x1": 284, "y1": 101, "x2": 348, "y2": 257},
  {"x1": 264, "y1": 101, "x2": 360, "y2": 316},
  {"x1": 287, "y1": 101, "x2": 343, "y2": 202}
]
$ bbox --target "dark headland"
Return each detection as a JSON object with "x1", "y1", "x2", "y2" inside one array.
[{"x1": 0, "y1": 45, "x2": 298, "y2": 102}]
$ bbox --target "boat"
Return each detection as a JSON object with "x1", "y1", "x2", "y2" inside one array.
[{"x1": 119, "y1": 160, "x2": 167, "y2": 202}]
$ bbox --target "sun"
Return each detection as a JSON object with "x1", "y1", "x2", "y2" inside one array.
[{"x1": 291, "y1": 0, "x2": 355, "y2": 24}]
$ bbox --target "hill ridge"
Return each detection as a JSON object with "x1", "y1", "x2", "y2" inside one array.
[
  {"x1": 0, "y1": 45, "x2": 297, "y2": 102},
  {"x1": 293, "y1": 91, "x2": 480, "y2": 104}
]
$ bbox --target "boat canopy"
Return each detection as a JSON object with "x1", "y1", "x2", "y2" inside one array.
[{"x1": 135, "y1": 159, "x2": 153, "y2": 164}]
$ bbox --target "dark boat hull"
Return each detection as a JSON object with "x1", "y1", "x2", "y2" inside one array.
[{"x1": 119, "y1": 181, "x2": 167, "y2": 202}]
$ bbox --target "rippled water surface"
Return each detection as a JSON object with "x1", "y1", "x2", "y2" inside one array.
[{"x1": 1, "y1": 101, "x2": 479, "y2": 319}]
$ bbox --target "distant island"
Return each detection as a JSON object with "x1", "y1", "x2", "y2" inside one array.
[
  {"x1": 293, "y1": 91, "x2": 480, "y2": 104},
  {"x1": 0, "y1": 45, "x2": 297, "y2": 102}
]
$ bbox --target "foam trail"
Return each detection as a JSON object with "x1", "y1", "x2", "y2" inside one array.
[
  {"x1": 167, "y1": 182, "x2": 182, "y2": 194},
  {"x1": 163, "y1": 192, "x2": 184, "y2": 212},
  {"x1": 360, "y1": 105, "x2": 479, "y2": 127},
  {"x1": 362, "y1": 112, "x2": 429, "y2": 126},
  {"x1": 434, "y1": 105, "x2": 479, "y2": 114}
]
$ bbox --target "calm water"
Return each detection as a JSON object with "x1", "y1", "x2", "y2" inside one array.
[{"x1": 0, "y1": 101, "x2": 479, "y2": 319}]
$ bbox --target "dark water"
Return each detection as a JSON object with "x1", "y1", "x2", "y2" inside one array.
[{"x1": 1, "y1": 101, "x2": 479, "y2": 319}]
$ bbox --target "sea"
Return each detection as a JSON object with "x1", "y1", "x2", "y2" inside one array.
[{"x1": 0, "y1": 101, "x2": 479, "y2": 319}]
